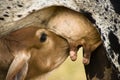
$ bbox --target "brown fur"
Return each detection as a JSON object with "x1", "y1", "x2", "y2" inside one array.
[
  {"x1": 0, "y1": 26, "x2": 69, "y2": 80},
  {"x1": 47, "y1": 7, "x2": 102, "y2": 64}
]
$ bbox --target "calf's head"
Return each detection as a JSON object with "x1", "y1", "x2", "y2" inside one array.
[{"x1": 2, "y1": 27, "x2": 69, "y2": 80}]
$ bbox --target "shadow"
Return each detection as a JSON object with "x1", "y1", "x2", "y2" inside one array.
[{"x1": 85, "y1": 44, "x2": 118, "y2": 80}]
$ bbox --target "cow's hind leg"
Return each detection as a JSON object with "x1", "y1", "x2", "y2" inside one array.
[{"x1": 85, "y1": 44, "x2": 118, "y2": 80}]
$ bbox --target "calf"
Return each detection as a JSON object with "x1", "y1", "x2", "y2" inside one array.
[{"x1": 0, "y1": 26, "x2": 69, "y2": 80}]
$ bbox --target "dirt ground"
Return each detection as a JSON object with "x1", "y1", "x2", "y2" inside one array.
[{"x1": 48, "y1": 48, "x2": 87, "y2": 80}]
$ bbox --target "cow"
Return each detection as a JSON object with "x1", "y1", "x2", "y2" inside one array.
[
  {"x1": 47, "y1": 6, "x2": 118, "y2": 80},
  {"x1": 47, "y1": 7, "x2": 102, "y2": 65}
]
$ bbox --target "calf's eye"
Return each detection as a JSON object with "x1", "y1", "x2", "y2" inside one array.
[{"x1": 40, "y1": 33, "x2": 47, "y2": 42}]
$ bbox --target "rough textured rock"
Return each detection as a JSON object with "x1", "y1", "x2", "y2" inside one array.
[{"x1": 0, "y1": 0, "x2": 120, "y2": 78}]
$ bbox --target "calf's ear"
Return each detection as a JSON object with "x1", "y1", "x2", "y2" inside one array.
[{"x1": 6, "y1": 52, "x2": 30, "y2": 80}]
